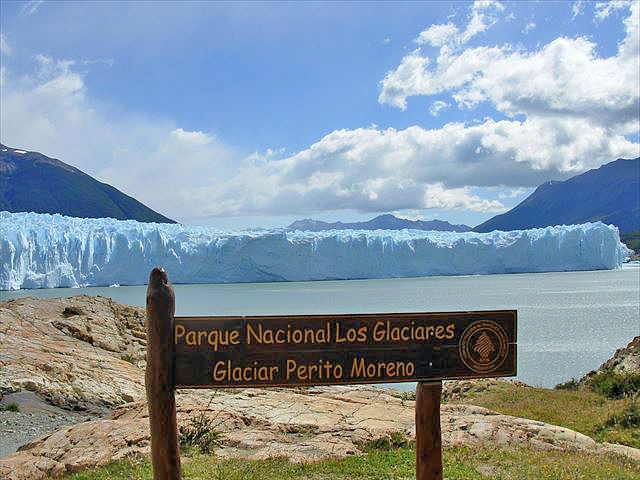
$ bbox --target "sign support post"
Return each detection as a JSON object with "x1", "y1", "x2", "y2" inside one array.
[
  {"x1": 145, "y1": 268, "x2": 181, "y2": 480},
  {"x1": 416, "y1": 381, "x2": 443, "y2": 480}
]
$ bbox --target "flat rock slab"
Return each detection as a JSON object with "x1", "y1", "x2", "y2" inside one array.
[
  {"x1": 0, "y1": 296, "x2": 147, "y2": 410},
  {"x1": 1, "y1": 385, "x2": 638, "y2": 479}
]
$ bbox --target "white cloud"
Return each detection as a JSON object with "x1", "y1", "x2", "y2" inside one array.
[
  {"x1": 571, "y1": 0, "x2": 586, "y2": 20},
  {"x1": 429, "y1": 100, "x2": 451, "y2": 116},
  {"x1": 0, "y1": 34, "x2": 11, "y2": 55},
  {"x1": 205, "y1": 115, "x2": 637, "y2": 216},
  {"x1": 594, "y1": 0, "x2": 632, "y2": 22},
  {"x1": 0, "y1": 55, "x2": 239, "y2": 223},
  {"x1": 498, "y1": 187, "x2": 527, "y2": 200},
  {"x1": 521, "y1": 22, "x2": 536, "y2": 34},
  {"x1": 381, "y1": 2, "x2": 639, "y2": 128},
  {"x1": 414, "y1": 0, "x2": 504, "y2": 52},
  {"x1": 21, "y1": 0, "x2": 43, "y2": 17}
]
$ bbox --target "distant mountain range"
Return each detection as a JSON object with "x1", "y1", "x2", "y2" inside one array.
[
  {"x1": 0, "y1": 144, "x2": 175, "y2": 223},
  {"x1": 474, "y1": 158, "x2": 639, "y2": 234},
  {"x1": 287, "y1": 214, "x2": 472, "y2": 232}
]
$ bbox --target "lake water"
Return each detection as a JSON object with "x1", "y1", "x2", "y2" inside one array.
[{"x1": 2, "y1": 265, "x2": 638, "y2": 389}]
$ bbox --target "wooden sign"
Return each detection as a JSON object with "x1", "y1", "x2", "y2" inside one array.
[
  {"x1": 173, "y1": 311, "x2": 516, "y2": 388},
  {"x1": 145, "y1": 267, "x2": 519, "y2": 480}
]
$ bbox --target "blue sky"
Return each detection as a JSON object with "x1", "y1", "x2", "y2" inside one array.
[{"x1": 1, "y1": 0, "x2": 638, "y2": 228}]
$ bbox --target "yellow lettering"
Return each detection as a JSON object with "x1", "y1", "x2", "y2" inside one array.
[
  {"x1": 401, "y1": 326, "x2": 410, "y2": 341},
  {"x1": 213, "y1": 361, "x2": 226, "y2": 381},
  {"x1": 286, "y1": 359, "x2": 296, "y2": 379},
  {"x1": 372, "y1": 321, "x2": 385, "y2": 342},
  {"x1": 185, "y1": 331, "x2": 197, "y2": 346},
  {"x1": 246, "y1": 323, "x2": 261, "y2": 344},
  {"x1": 175, "y1": 324, "x2": 185, "y2": 344},
  {"x1": 446, "y1": 324, "x2": 455, "y2": 339},
  {"x1": 351, "y1": 357, "x2": 366, "y2": 377},
  {"x1": 357, "y1": 326, "x2": 367, "y2": 342}
]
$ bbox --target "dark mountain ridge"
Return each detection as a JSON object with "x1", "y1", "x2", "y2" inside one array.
[
  {"x1": 474, "y1": 158, "x2": 640, "y2": 234},
  {"x1": 287, "y1": 214, "x2": 471, "y2": 232},
  {"x1": 0, "y1": 144, "x2": 175, "y2": 223}
]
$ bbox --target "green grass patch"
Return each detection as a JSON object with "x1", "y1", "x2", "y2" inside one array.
[
  {"x1": 363, "y1": 431, "x2": 413, "y2": 452},
  {"x1": 54, "y1": 445, "x2": 640, "y2": 480},
  {"x1": 447, "y1": 381, "x2": 640, "y2": 448},
  {"x1": 0, "y1": 402, "x2": 20, "y2": 412}
]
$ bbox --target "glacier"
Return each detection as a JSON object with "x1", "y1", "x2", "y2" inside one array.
[{"x1": 0, "y1": 211, "x2": 630, "y2": 291}]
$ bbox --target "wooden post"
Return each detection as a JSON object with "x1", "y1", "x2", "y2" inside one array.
[
  {"x1": 415, "y1": 380, "x2": 442, "y2": 480},
  {"x1": 145, "y1": 267, "x2": 181, "y2": 480}
]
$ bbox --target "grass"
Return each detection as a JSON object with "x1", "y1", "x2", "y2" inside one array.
[
  {"x1": 53, "y1": 446, "x2": 640, "y2": 480},
  {"x1": 178, "y1": 411, "x2": 224, "y2": 455},
  {"x1": 448, "y1": 380, "x2": 640, "y2": 448},
  {"x1": 0, "y1": 402, "x2": 20, "y2": 412}
]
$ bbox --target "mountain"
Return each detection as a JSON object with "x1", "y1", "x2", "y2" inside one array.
[
  {"x1": 474, "y1": 158, "x2": 640, "y2": 234},
  {"x1": 287, "y1": 214, "x2": 471, "y2": 232},
  {"x1": 0, "y1": 144, "x2": 176, "y2": 223}
]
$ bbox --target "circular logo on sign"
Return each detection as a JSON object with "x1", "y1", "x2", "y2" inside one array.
[{"x1": 459, "y1": 320, "x2": 509, "y2": 374}]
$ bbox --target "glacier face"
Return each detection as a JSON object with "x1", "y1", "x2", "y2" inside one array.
[{"x1": 0, "y1": 211, "x2": 630, "y2": 290}]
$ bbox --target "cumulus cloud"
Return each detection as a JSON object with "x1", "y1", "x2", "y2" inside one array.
[
  {"x1": 205, "y1": 116, "x2": 636, "y2": 216},
  {"x1": 210, "y1": 2, "x2": 638, "y2": 217},
  {"x1": 414, "y1": 1, "x2": 504, "y2": 54},
  {"x1": 380, "y1": 2, "x2": 639, "y2": 128},
  {"x1": 429, "y1": 100, "x2": 451, "y2": 116},
  {"x1": 0, "y1": 55, "x2": 238, "y2": 223}
]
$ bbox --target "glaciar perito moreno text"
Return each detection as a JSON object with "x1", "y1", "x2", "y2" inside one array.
[{"x1": 0, "y1": 211, "x2": 630, "y2": 290}]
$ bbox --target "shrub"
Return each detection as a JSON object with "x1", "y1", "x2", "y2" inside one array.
[
  {"x1": 604, "y1": 402, "x2": 640, "y2": 429},
  {"x1": 555, "y1": 378, "x2": 580, "y2": 390},
  {"x1": 179, "y1": 412, "x2": 223, "y2": 455},
  {"x1": 1, "y1": 402, "x2": 20, "y2": 412},
  {"x1": 590, "y1": 372, "x2": 640, "y2": 399},
  {"x1": 364, "y1": 431, "x2": 412, "y2": 451}
]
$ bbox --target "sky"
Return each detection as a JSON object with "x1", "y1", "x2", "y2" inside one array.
[{"x1": 1, "y1": 0, "x2": 638, "y2": 229}]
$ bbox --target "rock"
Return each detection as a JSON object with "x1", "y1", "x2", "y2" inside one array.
[
  {"x1": 0, "y1": 296, "x2": 147, "y2": 410},
  {"x1": 580, "y1": 336, "x2": 640, "y2": 384},
  {"x1": 1, "y1": 385, "x2": 639, "y2": 479}
]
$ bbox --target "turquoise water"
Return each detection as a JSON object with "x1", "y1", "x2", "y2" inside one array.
[{"x1": 3, "y1": 265, "x2": 638, "y2": 388}]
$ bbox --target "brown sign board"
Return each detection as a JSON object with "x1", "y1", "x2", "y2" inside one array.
[{"x1": 173, "y1": 310, "x2": 516, "y2": 388}]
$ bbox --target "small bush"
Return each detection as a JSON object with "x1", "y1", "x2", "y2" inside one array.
[
  {"x1": 555, "y1": 378, "x2": 580, "y2": 390},
  {"x1": 1, "y1": 402, "x2": 20, "y2": 412},
  {"x1": 62, "y1": 306, "x2": 84, "y2": 317},
  {"x1": 604, "y1": 402, "x2": 640, "y2": 429},
  {"x1": 590, "y1": 372, "x2": 640, "y2": 399},
  {"x1": 364, "y1": 431, "x2": 412, "y2": 451},
  {"x1": 179, "y1": 412, "x2": 223, "y2": 455}
]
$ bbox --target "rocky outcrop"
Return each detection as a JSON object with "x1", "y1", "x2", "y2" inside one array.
[
  {"x1": 581, "y1": 336, "x2": 640, "y2": 384},
  {"x1": 0, "y1": 296, "x2": 147, "y2": 410},
  {"x1": 1, "y1": 385, "x2": 638, "y2": 480}
]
